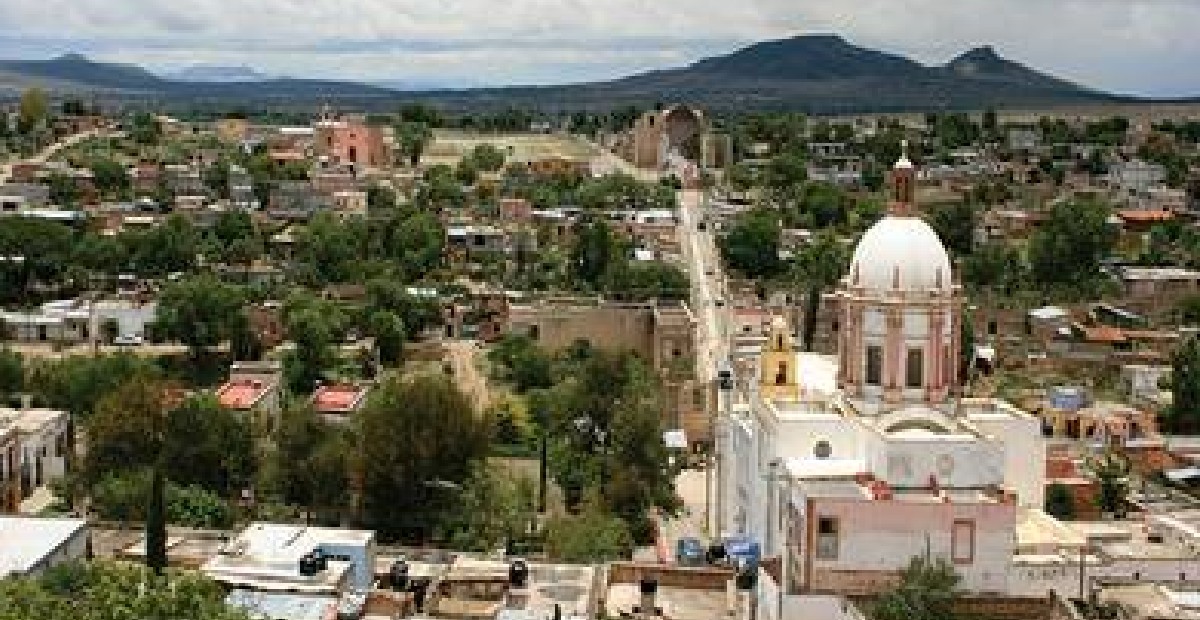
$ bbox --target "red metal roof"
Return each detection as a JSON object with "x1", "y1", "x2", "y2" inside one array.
[
  {"x1": 216, "y1": 379, "x2": 272, "y2": 410},
  {"x1": 312, "y1": 383, "x2": 368, "y2": 414}
]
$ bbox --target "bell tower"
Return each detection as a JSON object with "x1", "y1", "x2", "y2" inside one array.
[
  {"x1": 760, "y1": 316, "x2": 801, "y2": 401},
  {"x1": 889, "y1": 140, "x2": 916, "y2": 216}
]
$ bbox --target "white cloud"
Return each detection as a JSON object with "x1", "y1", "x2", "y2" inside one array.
[{"x1": 2, "y1": 0, "x2": 1199, "y2": 95}]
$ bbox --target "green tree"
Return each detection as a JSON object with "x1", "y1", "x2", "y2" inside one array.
[
  {"x1": 295, "y1": 211, "x2": 367, "y2": 284},
  {"x1": 368, "y1": 310, "x2": 406, "y2": 365},
  {"x1": 46, "y1": 173, "x2": 81, "y2": 206},
  {"x1": 1166, "y1": 336, "x2": 1200, "y2": 433},
  {"x1": 122, "y1": 214, "x2": 202, "y2": 275},
  {"x1": 17, "y1": 87, "x2": 49, "y2": 133},
  {"x1": 488, "y1": 334, "x2": 555, "y2": 393},
  {"x1": 359, "y1": 373, "x2": 491, "y2": 541},
  {"x1": 1045, "y1": 482, "x2": 1076, "y2": 521},
  {"x1": 398, "y1": 102, "x2": 444, "y2": 126},
  {"x1": 721, "y1": 209, "x2": 782, "y2": 278},
  {"x1": 1028, "y1": 199, "x2": 1116, "y2": 294},
  {"x1": 146, "y1": 460, "x2": 167, "y2": 574},
  {"x1": 447, "y1": 464, "x2": 537, "y2": 552},
  {"x1": 282, "y1": 294, "x2": 344, "y2": 394},
  {"x1": 1086, "y1": 449, "x2": 1131, "y2": 517},
  {"x1": 927, "y1": 201, "x2": 978, "y2": 257},
  {"x1": 544, "y1": 506, "x2": 633, "y2": 563},
  {"x1": 370, "y1": 210, "x2": 445, "y2": 281},
  {"x1": 463, "y1": 144, "x2": 506, "y2": 172},
  {"x1": 0, "y1": 217, "x2": 75, "y2": 301},
  {"x1": 604, "y1": 261, "x2": 690, "y2": 301},
  {"x1": 27, "y1": 354, "x2": 157, "y2": 420},
  {"x1": 549, "y1": 351, "x2": 677, "y2": 524},
  {"x1": 0, "y1": 348, "x2": 23, "y2": 400},
  {"x1": 962, "y1": 242, "x2": 1027, "y2": 293},
  {"x1": 789, "y1": 231, "x2": 849, "y2": 352},
  {"x1": 162, "y1": 394, "x2": 255, "y2": 494},
  {"x1": 872, "y1": 553, "x2": 962, "y2": 620},
  {"x1": 1179, "y1": 295, "x2": 1200, "y2": 327},
  {"x1": 130, "y1": 112, "x2": 162, "y2": 145},
  {"x1": 154, "y1": 275, "x2": 247, "y2": 358},
  {"x1": 89, "y1": 158, "x2": 130, "y2": 198},
  {"x1": 272, "y1": 404, "x2": 351, "y2": 523},
  {"x1": 396, "y1": 121, "x2": 433, "y2": 167},
  {"x1": 0, "y1": 560, "x2": 252, "y2": 620},
  {"x1": 570, "y1": 219, "x2": 624, "y2": 289},
  {"x1": 202, "y1": 159, "x2": 231, "y2": 198}
]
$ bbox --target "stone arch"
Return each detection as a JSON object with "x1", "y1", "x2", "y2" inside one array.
[
  {"x1": 879, "y1": 407, "x2": 955, "y2": 436},
  {"x1": 661, "y1": 106, "x2": 705, "y2": 161}
]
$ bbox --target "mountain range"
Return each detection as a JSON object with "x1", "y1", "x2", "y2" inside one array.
[
  {"x1": 162, "y1": 65, "x2": 273, "y2": 83},
  {"x1": 0, "y1": 35, "x2": 1178, "y2": 112}
]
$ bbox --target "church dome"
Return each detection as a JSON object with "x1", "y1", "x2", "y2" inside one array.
[{"x1": 848, "y1": 216, "x2": 952, "y2": 293}]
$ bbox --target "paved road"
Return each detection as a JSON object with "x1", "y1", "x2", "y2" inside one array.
[
  {"x1": 586, "y1": 139, "x2": 660, "y2": 182},
  {"x1": 676, "y1": 189, "x2": 731, "y2": 390},
  {"x1": 0, "y1": 129, "x2": 107, "y2": 185},
  {"x1": 645, "y1": 186, "x2": 734, "y2": 558},
  {"x1": 445, "y1": 339, "x2": 492, "y2": 410}
]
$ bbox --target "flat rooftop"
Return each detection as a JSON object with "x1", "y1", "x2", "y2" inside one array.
[
  {"x1": 226, "y1": 590, "x2": 337, "y2": 620},
  {"x1": 1016, "y1": 508, "x2": 1087, "y2": 552},
  {"x1": 0, "y1": 516, "x2": 87, "y2": 576},
  {"x1": 201, "y1": 523, "x2": 372, "y2": 594},
  {"x1": 605, "y1": 584, "x2": 729, "y2": 620},
  {"x1": 312, "y1": 383, "x2": 368, "y2": 414},
  {"x1": 216, "y1": 379, "x2": 274, "y2": 410},
  {"x1": 1099, "y1": 582, "x2": 1200, "y2": 619}
]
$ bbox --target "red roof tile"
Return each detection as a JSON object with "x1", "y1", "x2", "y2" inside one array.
[
  {"x1": 216, "y1": 379, "x2": 272, "y2": 410},
  {"x1": 312, "y1": 383, "x2": 368, "y2": 414}
]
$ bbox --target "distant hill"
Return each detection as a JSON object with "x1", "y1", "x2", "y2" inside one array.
[
  {"x1": 163, "y1": 65, "x2": 271, "y2": 83},
  {"x1": 0, "y1": 37, "x2": 1175, "y2": 112},
  {"x1": 0, "y1": 53, "x2": 397, "y2": 101},
  {"x1": 405, "y1": 35, "x2": 1133, "y2": 112},
  {"x1": 0, "y1": 53, "x2": 166, "y2": 93}
]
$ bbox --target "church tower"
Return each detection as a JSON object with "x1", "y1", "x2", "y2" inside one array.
[
  {"x1": 835, "y1": 147, "x2": 963, "y2": 414},
  {"x1": 759, "y1": 316, "x2": 802, "y2": 402}
]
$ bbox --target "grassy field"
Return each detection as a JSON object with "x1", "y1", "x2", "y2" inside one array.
[{"x1": 424, "y1": 130, "x2": 597, "y2": 166}]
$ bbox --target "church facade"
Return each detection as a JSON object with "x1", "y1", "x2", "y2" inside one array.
[{"x1": 717, "y1": 150, "x2": 1048, "y2": 603}]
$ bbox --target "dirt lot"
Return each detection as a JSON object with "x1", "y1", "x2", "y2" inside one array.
[{"x1": 423, "y1": 131, "x2": 597, "y2": 166}]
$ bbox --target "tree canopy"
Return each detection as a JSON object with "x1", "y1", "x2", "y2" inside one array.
[
  {"x1": 872, "y1": 553, "x2": 962, "y2": 620},
  {"x1": 154, "y1": 275, "x2": 247, "y2": 358},
  {"x1": 0, "y1": 560, "x2": 251, "y2": 620},
  {"x1": 721, "y1": 208, "x2": 782, "y2": 279},
  {"x1": 359, "y1": 373, "x2": 491, "y2": 541}
]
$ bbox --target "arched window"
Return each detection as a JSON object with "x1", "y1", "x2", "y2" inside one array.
[
  {"x1": 866, "y1": 346, "x2": 883, "y2": 386},
  {"x1": 775, "y1": 362, "x2": 788, "y2": 386},
  {"x1": 906, "y1": 348, "x2": 924, "y2": 388}
]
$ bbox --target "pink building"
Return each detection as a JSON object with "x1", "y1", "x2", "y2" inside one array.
[
  {"x1": 215, "y1": 362, "x2": 283, "y2": 433},
  {"x1": 314, "y1": 113, "x2": 391, "y2": 169},
  {"x1": 312, "y1": 383, "x2": 370, "y2": 424}
]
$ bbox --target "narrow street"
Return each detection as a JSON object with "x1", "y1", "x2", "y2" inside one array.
[
  {"x1": 0, "y1": 128, "x2": 108, "y2": 186},
  {"x1": 444, "y1": 339, "x2": 492, "y2": 411},
  {"x1": 642, "y1": 185, "x2": 733, "y2": 561}
]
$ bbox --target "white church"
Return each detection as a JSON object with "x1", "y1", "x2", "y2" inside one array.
[{"x1": 715, "y1": 150, "x2": 1144, "y2": 613}]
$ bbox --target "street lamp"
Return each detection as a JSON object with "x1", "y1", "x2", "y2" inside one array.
[
  {"x1": 709, "y1": 360, "x2": 734, "y2": 536},
  {"x1": 762, "y1": 459, "x2": 789, "y2": 620}
]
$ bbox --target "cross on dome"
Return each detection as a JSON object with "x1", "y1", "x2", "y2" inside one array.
[
  {"x1": 895, "y1": 139, "x2": 913, "y2": 170},
  {"x1": 889, "y1": 140, "x2": 916, "y2": 214}
]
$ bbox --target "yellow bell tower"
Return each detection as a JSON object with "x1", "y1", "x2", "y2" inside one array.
[{"x1": 760, "y1": 316, "x2": 801, "y2": 401}]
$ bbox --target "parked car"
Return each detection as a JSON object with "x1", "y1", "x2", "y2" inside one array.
[
  {"x1": 113, "y1": 334, "x2": 144, "y2": 346},
  {"x1": 675, "y1": 537, "x2": 705, "y2": 566}
]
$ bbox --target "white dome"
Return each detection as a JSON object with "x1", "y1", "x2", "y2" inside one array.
[{"x1": 848, "y1": 216, "x2": 952, "y2": 293}]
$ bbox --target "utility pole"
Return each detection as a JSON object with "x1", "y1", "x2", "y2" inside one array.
[{"x1": 1078, "y1": 544, "x2": 1087, "y2": 601}]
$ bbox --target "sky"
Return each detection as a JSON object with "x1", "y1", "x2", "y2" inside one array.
[{"x1": 2, "y1": 0, "x2": 1199, "y2": 96}]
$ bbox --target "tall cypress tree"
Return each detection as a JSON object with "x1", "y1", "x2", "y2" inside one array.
[{"x1": 146, "y1": 459, "x2": 167, "y2": 574}]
